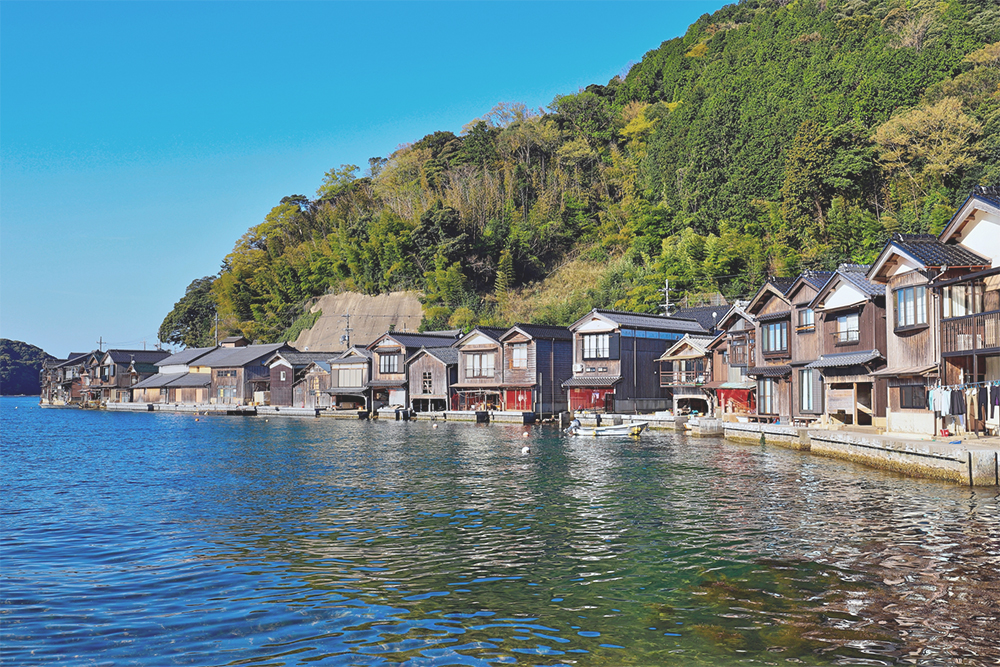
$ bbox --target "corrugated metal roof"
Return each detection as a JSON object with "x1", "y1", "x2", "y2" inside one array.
[
  {"x1": 132, "y1": 372, "x2": 212, "y2": 389},
  {"x1": 157, "y1": 347, "x2": 216, "y2": 366},
  {"x1": 805, "y1": 350, "x2": 883, "y2": 369},
  {"x1": 193, "y1": 343, "x2": 289, "y2": 368}
]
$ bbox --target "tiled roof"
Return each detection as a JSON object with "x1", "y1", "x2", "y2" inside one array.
[
  {"x1": 505, "y1": 323, "x2": 574, "y2": 341},
  {"x1": 157, "y1": 346, "x2": 216, "y2": 366},
  {"x1": 800, "y1": 271, "x2": 834, "y2": 290},
  {"x1": 106, "y1": 349, "x2": 171, "y2": 365},
  {"x1": 133, "y1": 372, "x2": 212, "y2": 389},
  {"x1": 466, "y1": 326, "x2": 508, "y2": 342},
  {"x1": 890, "y1": 234, "x2": 989, "y2": 268},
  {"x1": 670, "y1": 306, "x2": 727, "y2": 331},
  {"x1": 374, "y1": 332, "x2": 458, "y2": 350},
  {"x1": 757, "y1": 310, "x2": 791, "y2": 323},
  {"x1": 805, "y1": 350, "x2": 883, "y2": 369},
  {"x1": 973, "y1": 184, "x2": 1000, "y2": 207},
  {"x1": 193, "y1": 343, "x2": 289, "y2": 368},
  {"x1": 421, "y1": 347, "x2": 460, "y2": 365},
  {"x1": 836, "y1": 264, "x2": 884, "y2": 297},
  {"x1": 55, "y1": 352, "x2": 94, "y2": 368},
  {"x1": 337, "y1": 347, "x2": 373, "y2": 360},
  {"x1": 366, "y1": 379, "x2": 406, "y2": 388},
  {"x1": 768, "y1": 277, "x2": 797, "y2": 295},
  {"x1": 746, "y1": 365, "x2": 792, "y2": 377},
  {"x1": 590, "y1": 309, "x2": 708, "y2": 334},
  {"x1": 562, "y1": 375, "x2": 623, "y2": 388}
]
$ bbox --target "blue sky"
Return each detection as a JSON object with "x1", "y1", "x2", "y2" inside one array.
[{"x1": 1, "y1": 1, "x2": 730, "y2": 358}]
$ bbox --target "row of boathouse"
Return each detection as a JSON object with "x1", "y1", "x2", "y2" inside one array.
[{"x1": 39, "y1": 187, "x2": 1000, "y2": 438}]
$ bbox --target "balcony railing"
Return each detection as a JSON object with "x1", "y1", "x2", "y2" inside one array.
[
  {"x1": 942, "y1": 310, "x2": 1000, "y2": 353},
  {"x1": 729, "y1": 342, "x2": 755, "y2": 367},
  {"x1": 660, "y1": 371, "x2": 707, "y2": 387},
  {"x1": 833, "y1": 329, "x2": 860, "y2": 344}
]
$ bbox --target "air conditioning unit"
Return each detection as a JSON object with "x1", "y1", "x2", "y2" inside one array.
[{"x1": 573, "y1": 363, "x2": 584, "y2": 372}]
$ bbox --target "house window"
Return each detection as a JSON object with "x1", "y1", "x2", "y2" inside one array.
[
  {"x1": 836, "y1": 313, "x2": 860, "y2": 343},
  {"x1": 338, "y1": 367, "x2": 363, "y2": 387},
  {"x1": 797, "y1": 309, "x2": 815, "y2": 330},
  {"x1": 758, "y1": 378, "x2": 777, "y2": 415},
  {"x1": 422, "y1": 372, "x2": 433, "y2": 394},
  {"x1": 583, "y1": 333, "x2": 610, "y2": 359},
  {"x1": 465, "y1": 352, "x2": 495, "y2": 378},
  {"x1": 894, "y1": 286, "x2": 927, "y2": 328},
  {"x1": 379, "y1": 354, "x2": 400, "y2": 374},
  {"x1": 942, "y1": 284, "x2": 982, "y2": 319},
  {"x1": 900, "y1": 386, "x2": 926, "y2": 409},
  {"x1": 280, "y1": 370, "x2": 286, "y2": 382},
  {"x1": 762, "y1": 321, "x2": 788, "y2": 353},
  {"x1": 311, "y1": 377, "x2": 319, "y2": 391},
  {"x1": 800, "y1": 369, "x2": 816, "y2": 412},
  {"x1": 510, "y1": 343, "x2": 528, "y2": 369}
]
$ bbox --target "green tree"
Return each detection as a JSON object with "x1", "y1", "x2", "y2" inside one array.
[{"x1": 159, "y1": 277, "x2": 218, "y2": 348}]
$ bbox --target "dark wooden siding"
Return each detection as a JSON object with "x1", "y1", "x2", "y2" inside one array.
[{"x1": 270, "y1": 365, "x2": 295, "y2": 406}]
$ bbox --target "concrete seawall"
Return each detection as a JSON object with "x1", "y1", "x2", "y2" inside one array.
[{"x1": 722, "y1": 422, "x2": 1000, "y2": 486}]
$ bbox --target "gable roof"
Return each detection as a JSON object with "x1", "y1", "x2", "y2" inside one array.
[
  {"x1": 809, "y1": 264, "x2": 884, "y2": 310},
  {"x1": 786, "y1": 271, "x2": 835, "y2": 305},
  {"x1": 458, "y1": 326, "x2": 508, "y2": 345},
  {"x1": 939, "y1": 186, "x2": 1000, "y2": 244},
  {"x1": 409, "y1": 346, "x2": 460, "y2": 366},
  {"x1": 104, "y1": 349, "x2": 171, "y2": 365},
  {"x1": 500, "y1": 323, "x2": 574, "y2": 341},
  {"x1": 746, "y1": 277, "x2": 794, "y2": 315},
  {"x1": 868, "y1": 233, "x2": 990, "y2": 281},
  {"x1": 55, "y1": 352, "x2": 96, "y2": 368},
  {"x1": 265, "y1": 350, "x2": 340, "y2": 368},
  {"x1": 369, "y1": 331, "x2": 458, "y2": 351},
  {"x1": 656, "y1": 334, "x2": 718, "y2": 362},
  {"x1": 669, "y1": 306, "x2": 727, "y2": 332},
  {"x1": 337, "y1": 346, "x2": 373, "y2": 360},
  {"x1": 192, "y1": 342, "x2": 291, "y2": 368},
  {"x1": 156, "y1": 346, "x2": 216, "y2": 367},
  {"x1": 570, "y1": 308, "x2": 708, "y2": 334}
]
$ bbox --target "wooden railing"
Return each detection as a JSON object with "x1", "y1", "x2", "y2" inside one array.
[
  {"x1": 660, "y1": 371, "x2": 707, "y2": 387},
  {"x1": 729, "y1": 340, "x2": 754, "y2": 366},
  {"x1": 941, "y1": 310, "x2": 1000, "y2": 353}
]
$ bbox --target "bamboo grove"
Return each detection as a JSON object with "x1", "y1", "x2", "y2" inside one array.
[{"x1": 159, "y1": 0, "x2": 1000, "y2": 348}]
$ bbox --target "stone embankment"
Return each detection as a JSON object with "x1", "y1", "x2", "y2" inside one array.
[{"x1": 105, "y1": 402, "x2": 1000, "y2": 486}]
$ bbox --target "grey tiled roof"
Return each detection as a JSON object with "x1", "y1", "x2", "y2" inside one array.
[
  {"x1": 157, "y1": 346, "x2": 216, "y2": 366},
  {"x1": 420, "y1": 347, "x2": 460, "y2": 365},
  {"x1": 505, "y1": 323, "x2": 574, "y2": 341},
  {"x1": 890, "y1": 234, "x2": 988, "y2": 268},
  {"x1": 193, "y1": 343, "x2": 289, "y2": 368},
  {"x1": 56, "y1": 352, "x2": 95, "y2": 368},
  {"x1": 800, "y1": 271, "x2": 834, "y2": 290},
  {"x1": 562, "y1": 375, "x2": 623, "y2": 388},
  {"x1": 670, "y1": 306, "x2": 727, "y2": 331},
  {"x1": 465, "y1": 326, "x2": 508, "y2": 343},
  {"x1": 746, "y1": 365, "x2": 792, "y2": 377},
  {"x1": 973, "y1": 184, "x2": 1000, "y2": 207},
  {"x1": 805, "y1": 350, "x2": 883, "y2": 369},
  {"x1": 768, "y1": 277, "x2": 797, "y2": 295},
  {"x1": 106, "y1": 349, "x2": 171, "y2": 365},
  {"x1": 337, "y1": 347, "x2": 373, "y2": 360},
  {"x1": 756, "y1": 310, "x2": 791, "y2": 323},
  {"x1": 591, "y1": 309, "x2": 708, "y2": 334},
  {"x1": 836, "y1": 264, "x2": 884, "y2": 297},
  {"x1": 374, "y1": 333, "x2": 458, "y2": 350}
]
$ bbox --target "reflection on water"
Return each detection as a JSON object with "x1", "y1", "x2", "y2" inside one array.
[{"x1": 2, "y1": 396, "x2": 998, "y2": 666}]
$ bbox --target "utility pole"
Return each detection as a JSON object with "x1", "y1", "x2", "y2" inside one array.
[
  {"x1": 341, "y1": 313, "x2": 352, "y2": 349},
  {"x1": 658, "y1": 279, "x2": 670, "y2": 315},
  {"x1": 215, "y1": 312, "x2": 219, "y2": 346},
  {"x1": 97, "y1": 336, "x2": 105, "y2": 352}
]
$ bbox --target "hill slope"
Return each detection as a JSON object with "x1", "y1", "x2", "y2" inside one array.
[
  {"x1": 163, "y1": 0, "x2": 1000, "y2": 342},
  {"x1": 0, "y1": 339, "x2": 54, "y2": 396}
]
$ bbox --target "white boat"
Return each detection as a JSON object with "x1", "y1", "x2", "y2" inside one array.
[{"x1": 567, "y1": 421, "x2": 648, "y2": 437}]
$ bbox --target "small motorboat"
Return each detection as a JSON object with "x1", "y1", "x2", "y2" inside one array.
[{"x1": 566, "y1": 419, "x2": 648, "y2": 437}]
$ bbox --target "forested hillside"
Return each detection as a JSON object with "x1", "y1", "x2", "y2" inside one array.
[
  {"x1": 161, "y1": 0, "x2": 1000, "y2": 344},
  {"x1": 0, "y1": 339, "x2": 54, "y2": 396}
]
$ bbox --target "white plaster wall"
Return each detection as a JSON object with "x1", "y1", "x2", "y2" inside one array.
[
  {"x1": 887, "y1": 410, "x2": 936, "y2": 435},
  {"x1": 958, "y1": 212, "x2": 1000, "y2": 266},
  {"x1": 823, "y1": 283, "x2": 866, "y2": 309}
]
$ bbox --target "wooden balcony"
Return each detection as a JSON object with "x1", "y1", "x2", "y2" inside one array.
[
  {"x1": 729, "y1": 340, "x2": 755, "y2": 367},
  {"x1": 941, "y1": 310, "x2": 1000, "y2": 354},
  {"x1": 660, "y1": 370, "x2": 708, "y2": 388}
]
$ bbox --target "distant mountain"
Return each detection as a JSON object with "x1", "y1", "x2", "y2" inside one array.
[{"x1": 0, "y1": 339, "x2": 55, "y2": 396}]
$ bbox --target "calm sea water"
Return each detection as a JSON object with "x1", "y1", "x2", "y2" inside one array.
[{"x1": 2, "y1": 395, "x2": 998, "y2": 666}]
